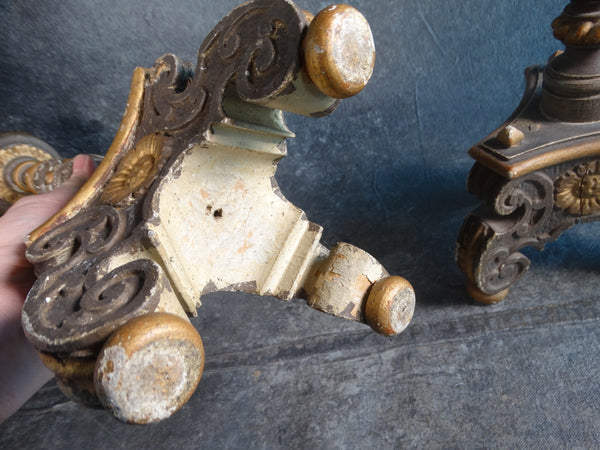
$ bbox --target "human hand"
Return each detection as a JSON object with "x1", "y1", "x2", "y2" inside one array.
[{"x1": 0, "y1": 154, "x2": 96, "y2": 422}]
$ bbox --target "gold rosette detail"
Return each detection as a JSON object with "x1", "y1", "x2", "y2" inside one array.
[
  {"x1": 102, "y1": 134, "x2": 165, "y2": 206},
  {"x1": 555, "y1": 160, "x2": 600, "y2": 216}
]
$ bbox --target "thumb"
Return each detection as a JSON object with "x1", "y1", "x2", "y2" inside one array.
[{"x1": 41, "y1": 154, "x2": 97, "y2": 208}]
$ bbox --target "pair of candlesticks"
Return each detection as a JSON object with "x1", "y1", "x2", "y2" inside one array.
[{"x1": 2, "y1": 0, "x2": 598, "y2": 424}]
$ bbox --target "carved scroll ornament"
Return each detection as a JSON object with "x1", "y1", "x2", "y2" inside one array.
[
  {"x1": 7, "y1": 0, "x2": 416, "y2": 424},
  {"x1": 457, "y1": 164, "x2": 565, "y2": 303}
]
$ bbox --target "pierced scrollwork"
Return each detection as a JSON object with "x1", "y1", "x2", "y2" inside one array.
[
  {"x1": 24, "y1": 199, "x2": 170, "y2": 355},
  {"x1": 22, "y1": 259, "x2": 164, "y2": 353},
  {"x1": 23, "y1": 0, "x2": 310, "y2": 356},
  {"x1": 144, "y1": 0, "x2": 305, "y2": 136},
  {"x1": 493, "y1": 171, "x2": 555, "y2": 238},
  {"x1": 26, "y1": 205, "x2": 128, "y2": 276},
  {"x1": 457, "y1": 165, "x2": 564, "y2": 300}
]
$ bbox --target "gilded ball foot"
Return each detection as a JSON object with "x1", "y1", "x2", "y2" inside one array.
[
  {"x1": 94, "y1": 313, "x2": 204, "y2": 424},
  {"x1": 365, "y1": 276, "x2": 415, "y2": 336},
  {"x1": 39, "y1": 352, "x2": 100, "y2": 407},
  {"x1": 466, "y1": 281, "x2": 509, "y2": 305}
]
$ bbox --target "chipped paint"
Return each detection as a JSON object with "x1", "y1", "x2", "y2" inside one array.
[{"x1": 95, "y1": 313, "x2": 204, "y2": 424}]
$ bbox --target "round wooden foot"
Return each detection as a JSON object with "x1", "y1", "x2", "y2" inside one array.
[
  {"x1": 303, "y1": 4, "x2": 375, "y2": 98},
  {"x1": 94, "y1": 313, "x2": 204, "y2": 424},
  {"x1": 365, "y1": 276, "x2": 415, "y2": 336},
  {"x1": 39, "y1": 352, "x2": 100, "y2": 407},
  {"x1": 466, "y1": 281, "x2": 509, "y2": 304}
]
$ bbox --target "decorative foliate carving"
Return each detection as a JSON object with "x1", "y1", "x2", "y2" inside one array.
[
  {"x1": 16, "y1": 0, "x2": 404, "y2": 423},
  {"x1": 459, "y1": 1, "x2": 600, "y2": 303},
  {"x1": 552, "y1": 3, "x2": 600, "y2": 46},
  {"x1": 23, "y1": 0, "x2": 310, "y2": 356}
]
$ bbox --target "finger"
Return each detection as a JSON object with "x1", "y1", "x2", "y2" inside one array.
[{"x1": 31, "y1": 154, "x2": 97, "y2": 213}]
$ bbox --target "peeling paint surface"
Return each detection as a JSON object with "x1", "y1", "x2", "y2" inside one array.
[
  {"x1": 97, "y1": 339, "x2": 202, "y2": 424},
  {"x1": 150, "y1": 139, "x2": 323, "y2": 304}
]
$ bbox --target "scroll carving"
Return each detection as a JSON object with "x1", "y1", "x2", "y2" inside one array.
[
  {"x1": 457, "y1": 164, "x2": 572, "y2": 301},
  {"x1": 22, "y1": 205, "x2": 160, "y2": 353},
  {"x1": 17, "y1": 0, "x2": 407, "y2": 424},
  {"x1": 27, "y1": 205, "x2": 128, "y2": 276},
  {"x1": 144, "y1": 0, "x2": 305, "y2": 137},
  {"x1": 457, "y1": 0, "x2": 600, "y2": 303},
  {"x1": 23, "y1": 259, "x2": 163, "y2": 353},
  {"x1": 493, "y1": 171, "x2": 555, "y2": 238},
  {"x1": 458, "y1": 158, "x2": 600, "y2": 303},
  {"x1": 23, "y1": 0, "x2": 311, "y2": 358}
]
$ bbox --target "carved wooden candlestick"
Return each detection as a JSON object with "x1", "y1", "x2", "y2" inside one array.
[
  {"x1": 1, "y1": 1, "x2": 416, "y2": 423},
  {"x1": 457, "y1": 0, "x2": 600, "y2": 303}
]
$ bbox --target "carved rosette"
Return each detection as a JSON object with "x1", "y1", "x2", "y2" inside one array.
[
  {"x1": 460, "y1": 1, "x2": 600, "y2": 303},
  {"x1": 101, "y1": 134, "x2": 168, "y2": 206},
  {"x1": 555, "y1": 160, "x2": 600, "y2": 216},
  {"x1": 460, "y1": 159, "x2": 600, "y2": 302}
]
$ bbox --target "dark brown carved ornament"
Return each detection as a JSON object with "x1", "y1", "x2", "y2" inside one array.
[{"x1": 457, "y1": 0, "x2": 600, "y2": 303}]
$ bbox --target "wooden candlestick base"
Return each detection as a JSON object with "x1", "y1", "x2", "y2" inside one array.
[
  {"x1": 2, "y1": 0, "x2": 415, "y2": 423},
  {"x1": 457, "y1": 0, "x2": 600, "y2": 303}
]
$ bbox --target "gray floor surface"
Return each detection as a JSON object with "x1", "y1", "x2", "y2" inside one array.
[{"x1": 1, "y1": 0, "x2": 598, "y2": 447}]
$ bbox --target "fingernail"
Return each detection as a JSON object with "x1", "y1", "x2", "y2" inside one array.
[{"x1": 71, "y1": 154, "x2": 97, "y2": 177}]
